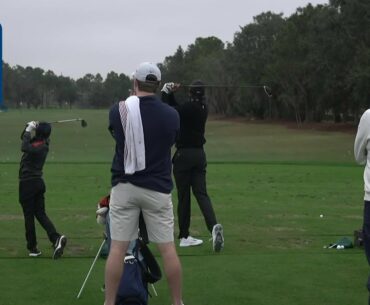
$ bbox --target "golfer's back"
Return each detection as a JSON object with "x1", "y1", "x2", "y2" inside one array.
[{"x1": 109, "y1": 95, "x2": 179, "y2": 194}]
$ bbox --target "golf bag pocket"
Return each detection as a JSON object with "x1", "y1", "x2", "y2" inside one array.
[{"x1": 116, "y1": 255, "x2": 148, "y2": 305}]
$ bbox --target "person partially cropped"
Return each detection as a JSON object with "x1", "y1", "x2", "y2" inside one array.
[
  {"x1": 354, "y1": 109, "x2": 370, "y2": 304},
  {"x1": 161, "y1": 81, "x2": 224, "y2": 252},
  {"x1": 105, "y1": 62, "x2": 183, "y2": 305},
  {"x1": 19, "y1": 121, "x2": 67, "y2": 258}
]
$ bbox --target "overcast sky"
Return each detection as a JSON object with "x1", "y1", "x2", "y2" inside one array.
[{"x1": 1, "y1": 0, "x2": 328, "y2": 79}]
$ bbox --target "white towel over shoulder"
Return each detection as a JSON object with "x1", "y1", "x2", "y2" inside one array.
[{"x1": 119, "y1": 96, "x2": 145, "y2": 174}]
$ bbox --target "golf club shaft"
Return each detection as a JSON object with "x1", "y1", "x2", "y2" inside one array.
[
  {"x1": 76, "y1": 239, "x2": 106, "y2": 299},
  {"x1": 49, "y1": 118, "x2": 82, "y2": 124},
  {"x1": 180, "y1": 84, "x2": 272, "y2": 97},
  {"x1": 181, "y1": 84, "x2": 267, "y2": 88},
  {"x1": 151, "y1": 283, "x2": 158, "y2": 296}
]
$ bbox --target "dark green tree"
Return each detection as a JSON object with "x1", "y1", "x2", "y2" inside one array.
[
  {"x1": 55, "y1": 76, "x2": 77, "y2": 108},
  {"x1": 227, "y1": 12, "x2": 285, "y2": 118}
]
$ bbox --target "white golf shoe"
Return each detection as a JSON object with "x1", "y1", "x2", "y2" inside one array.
[
  {"x1": 179, "y1": 236, "x2": 203, "y2": 247},
  {"x1": 212, "y1": 224, "x2": 224, "y2": 252},
  {"x1": 29, "y1": 248, "x2": 42, "y2": 257}
]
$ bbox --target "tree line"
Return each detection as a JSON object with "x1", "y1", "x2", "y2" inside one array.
[
  {"x1": 3, "y1": 64, "x2": 131, "y2": 109},
  {"x1": 3, "y1": 0, "x2": 370, "y2": 122}
]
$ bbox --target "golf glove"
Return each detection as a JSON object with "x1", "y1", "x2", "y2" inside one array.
[
  {"x1": 25, "y1": 121, "x2": 38, "y2": 132},
  {"x1": 161, "y1": 82, "x2": 175, "y2": 94}
]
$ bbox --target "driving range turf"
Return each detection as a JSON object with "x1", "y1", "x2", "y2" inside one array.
[{"x1": 0, "y1": 109, "x2": 367, "y2": 305}]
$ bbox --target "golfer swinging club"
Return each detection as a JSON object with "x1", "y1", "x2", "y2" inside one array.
[
  {"x1": 19, "y1": 121, "x2": 67, "y2": 258},
  {"x1": 161, "y1": 81, "x2": 224, "y2": 252}
]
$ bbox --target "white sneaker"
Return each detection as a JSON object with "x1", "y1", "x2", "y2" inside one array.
[
  {"x1": 29, "y1": 248, "x2": 42, "y2": 257},
  {"x1": 179, "y1": 236, "x2": 203, "y2": 247},
  {"x1": 212, "y1": 224, "x2": 224, "y2": 252}
]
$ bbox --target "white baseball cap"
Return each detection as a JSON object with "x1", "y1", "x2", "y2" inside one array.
[{"x1": 133, "y1": 62, "x2": 161, "y2": 82}]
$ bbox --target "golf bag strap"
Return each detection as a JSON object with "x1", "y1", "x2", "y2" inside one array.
[{"x1": 137, "y1": 239, "x2": 162, "y2": 283}]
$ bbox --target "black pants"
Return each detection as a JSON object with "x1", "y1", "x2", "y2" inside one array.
[
  {"x1": 363, "y1": 202, "x2": 370, "y2": 305},
  {"x1": 19, "y1": 178, "x2": 60, "y2": 250},
  {"x1": 173, "y1": 148, "x2": 217, "y2": 239}
]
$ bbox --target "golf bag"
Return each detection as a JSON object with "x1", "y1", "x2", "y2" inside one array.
[
  {"x1": 354, "y1": 229, "x2": 364, "y2": 247},
  {"x1": 96, "y1": 195, "x2": 161, "y2": 305},
  {"x1": 116, "y1": 239, "x2": 161, "y2": 305}
]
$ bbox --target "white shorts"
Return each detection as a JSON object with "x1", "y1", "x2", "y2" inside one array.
[{"x1": 109, "y1": 182, "x2": 174, "y2": 243}]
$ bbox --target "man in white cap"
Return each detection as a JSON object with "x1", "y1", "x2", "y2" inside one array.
[{"x1": 105, "y1": 62, "x2": 184, "y2": 305}]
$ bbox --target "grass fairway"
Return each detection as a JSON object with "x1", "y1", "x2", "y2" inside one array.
[{"x1": 0, "y1": 109, "x2": 367, "y2": 305}]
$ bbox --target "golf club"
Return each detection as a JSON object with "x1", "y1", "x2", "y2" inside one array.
[
  {"x1": 48, "y1": 118, "x2": 88, "y2": 128},
  {"x1": 76, "y1": 238, "x2": 106, "y2": 299},
  {"x1": 181, "y1": 83, "x2": 273, "y2": 98},
  {"x1": 263, "y1": 85, "x2": 273, "y2": 98},
  {"x1": 20, "y1": 118, "x2": 87, "y2": 139}
]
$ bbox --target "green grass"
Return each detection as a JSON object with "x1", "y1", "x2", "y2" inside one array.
[
  {"x1": 0, "y1": 109, "x2": 367, "y2": 305},
  {"x1": 0, "y1": 109, "x2": 356, "y2": 163}
]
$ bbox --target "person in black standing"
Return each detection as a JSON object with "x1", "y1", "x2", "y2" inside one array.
[
  {"x1": 161, "y1": 81, "x2": 224, "y2": 252},
  {"x1": 19, "y1": 121, "x2": 67, "y2": 258}
]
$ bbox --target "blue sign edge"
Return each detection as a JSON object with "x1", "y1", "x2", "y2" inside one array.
[{"x1": 0, "y1": 23, "x2": 3, "y2": 108}]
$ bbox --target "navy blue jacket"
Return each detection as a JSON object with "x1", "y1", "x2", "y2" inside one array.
[{"x1": 109, "y1": 95, "x2": 179, "y2": 193}]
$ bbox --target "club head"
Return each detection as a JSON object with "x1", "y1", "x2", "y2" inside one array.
[{"x1": 263, "y1": 86, "x2": 272, "y2": 98}]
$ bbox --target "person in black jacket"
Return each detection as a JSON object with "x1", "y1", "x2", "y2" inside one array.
[
  {"x1": 19, "y1": 121, "x2": 66, "y2": 258},
  {"x1": 161, "y1": 81, "x2": 224, "y2": 252}
]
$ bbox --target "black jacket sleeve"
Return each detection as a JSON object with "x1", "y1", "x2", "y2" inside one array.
[
  {"x1": 21, "y1": 132, "x2": 47, "y2": 153},
  {"x1": 161, "y1": 91, "x2": 179, "y2": 108}
]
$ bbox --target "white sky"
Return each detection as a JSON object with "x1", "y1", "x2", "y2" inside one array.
[{"x1": 0, "y1": 0, "x2": 328, "y2": 79}]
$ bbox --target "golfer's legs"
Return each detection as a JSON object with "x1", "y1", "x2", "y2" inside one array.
[
  {"x1": 33, "y1": 182, "x2": 59, "y2": 244},
  {"x1": 191, "y1": 152, "x2": 217, "y2": 232},
  {"x1": 174, "y1": 169, "x2": 192, "y2": 238},
  {"x1": 156, "y1": 242, "x2": 183, "y2": 305},
  {"x1": 105, "y1": 240, "x2": 129, "y2": 305},
  {"x1": 19, "y1": 181, "x2": 37, "y2": 250},
  {"x1": 173, "y1": 150, "x2": 193, "y2": 238},
  {"x1": 20, "y1": 199, "x2": 37, "y2": 250}
]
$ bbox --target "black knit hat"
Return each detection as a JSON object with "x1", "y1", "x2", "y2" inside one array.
[
  {"x1": 189, "y1": 80, "x2": 205, "y2": 98},
  {"x1": 36, "y1": 122, "x2": 52, "y2": 139}
]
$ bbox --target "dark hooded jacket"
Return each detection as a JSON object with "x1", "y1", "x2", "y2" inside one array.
[
  {"x1": 161, "y1": 81, "x2": 207, "y2": 149},
  {"x1": 19, "y1": 123, "x2": 51, "y2": 181}
]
